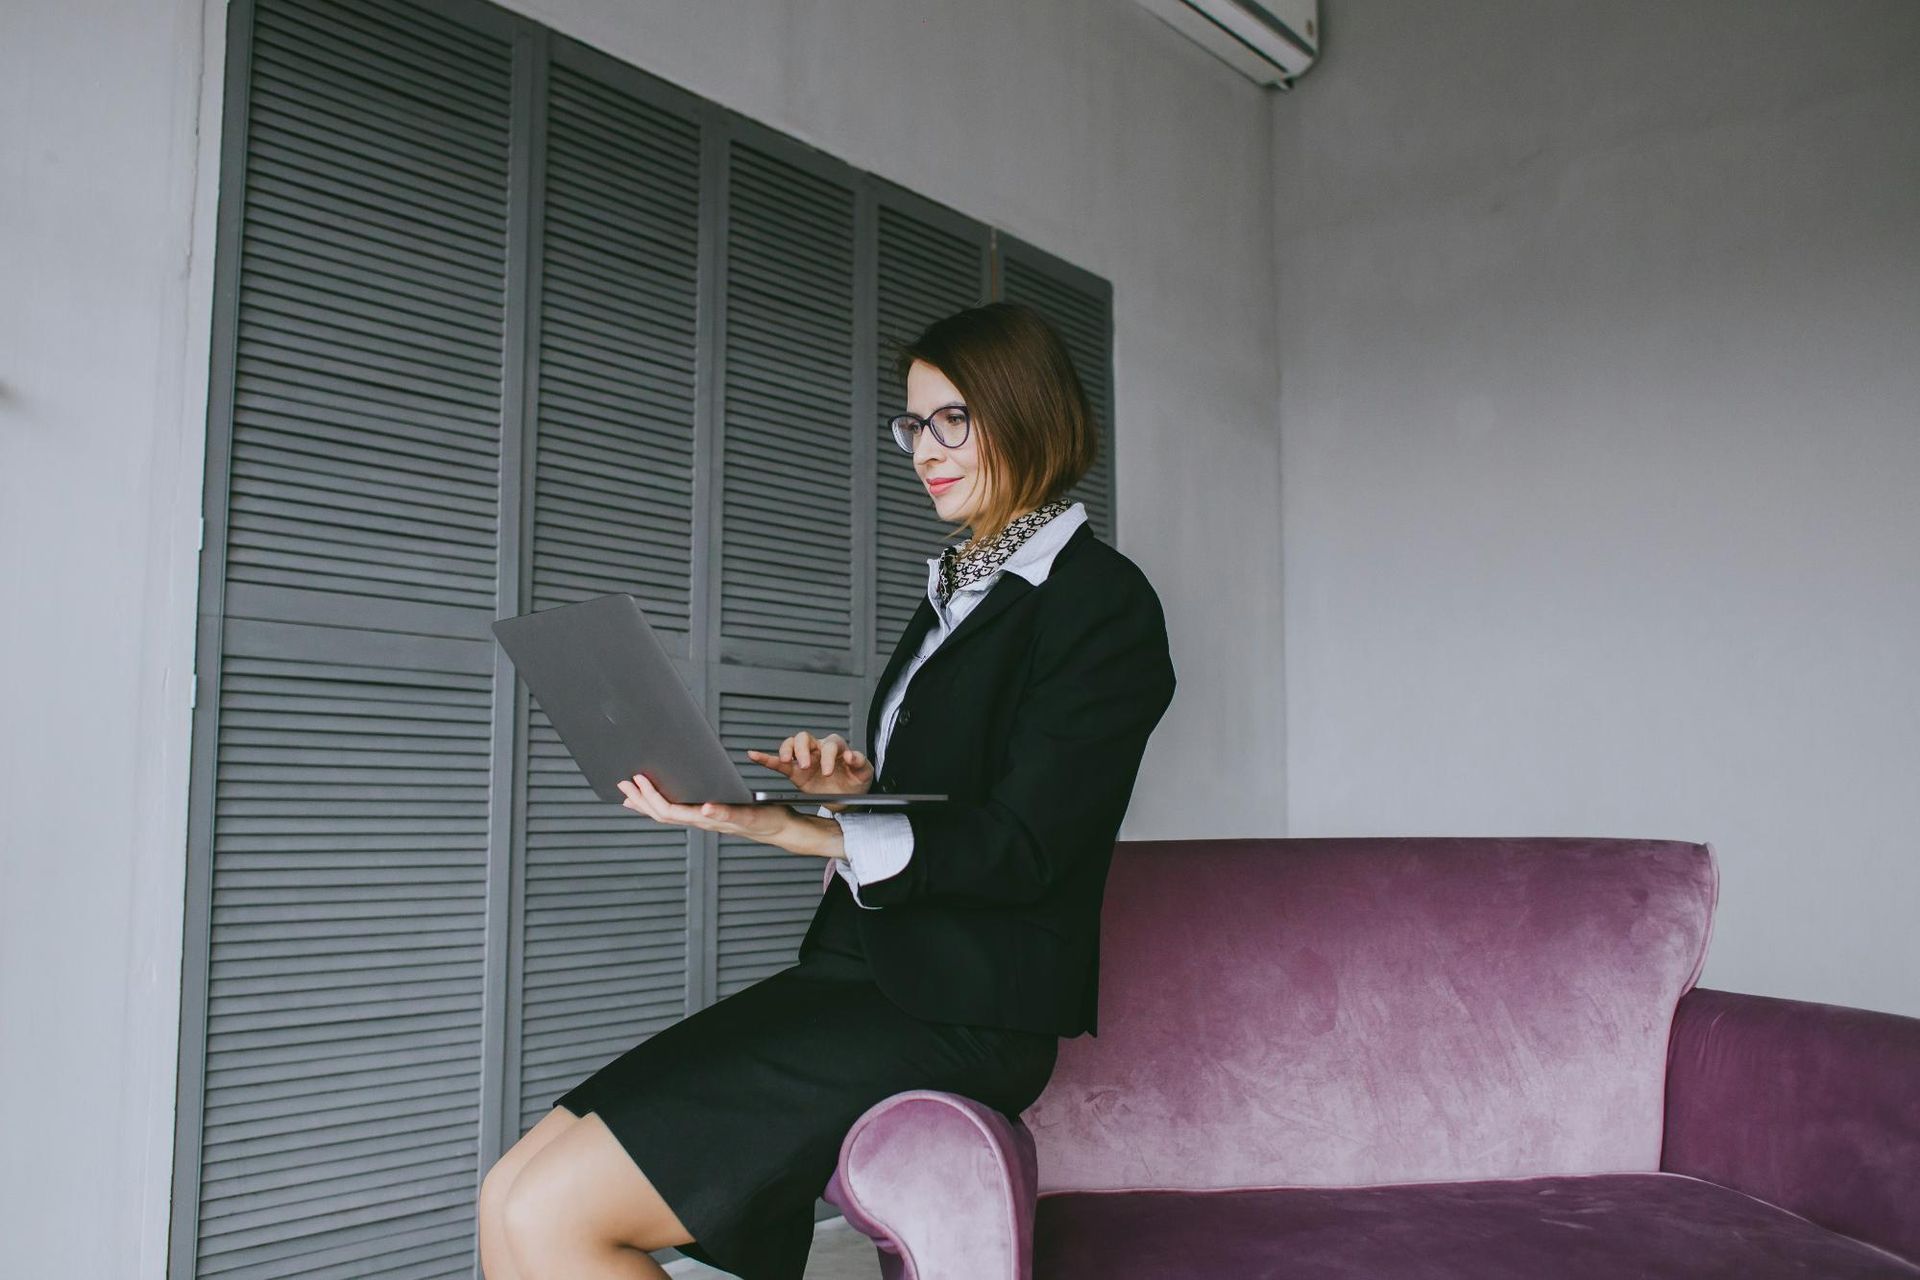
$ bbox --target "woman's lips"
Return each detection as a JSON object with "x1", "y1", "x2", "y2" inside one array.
[{"x1": 926, "y1": 477, "x2": 959, "y2": 494}]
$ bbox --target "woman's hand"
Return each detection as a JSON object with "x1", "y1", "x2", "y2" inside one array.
[
  {"x1": 617, "y1": 772, "x2": 807, "y2": 850},
  {"x1": 747, "y1": 731, "x2": 873, "y2": 813}
]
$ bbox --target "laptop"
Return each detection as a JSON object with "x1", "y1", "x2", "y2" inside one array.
[{"x1": 490, "y1": 592, "x2": 946, "y2": 807}]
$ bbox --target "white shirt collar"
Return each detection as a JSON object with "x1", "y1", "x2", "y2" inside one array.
[{"x1": 923, "y1": 501, "x2": 1089, "y2": 606}]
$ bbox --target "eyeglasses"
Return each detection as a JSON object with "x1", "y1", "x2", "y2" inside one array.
[{"x1": 888, "y1": 403, "x2": 970, "y2": 454}]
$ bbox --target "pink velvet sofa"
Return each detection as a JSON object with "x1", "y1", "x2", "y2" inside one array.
[{"x1": 822, "y1": 837, "x2": 1920, "y2": 1278}]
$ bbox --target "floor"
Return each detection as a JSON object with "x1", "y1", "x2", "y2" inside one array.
[{"x1": 665, "y1": 1216, "x2": 882, "y2": 1279}]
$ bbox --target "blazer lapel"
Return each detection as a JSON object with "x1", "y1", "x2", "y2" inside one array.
[
  {"x1": 864, "y1": 521, "x2": 1095, "y2": 750},
  {"x1": 862, "y1": 573, "x2": 1032, "y2": 749},
  {"x1": 925, "y1": 518, "x2": 1094, "y2": 671},
  {"x1": 914, "y1": 570, "x2": 1032, "y2": 679}
]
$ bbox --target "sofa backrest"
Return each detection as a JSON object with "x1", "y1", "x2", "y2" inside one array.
[{"x1": 1023, "y1": 837, "x2": 1716, "y2": 1192}]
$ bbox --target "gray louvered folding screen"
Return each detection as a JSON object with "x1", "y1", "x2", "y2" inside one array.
[{"x1": 178, "y1": 0, "x2": 1116, "y2": 1275}]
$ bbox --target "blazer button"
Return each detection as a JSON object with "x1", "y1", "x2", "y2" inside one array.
[{"x1": 898, "y1": 709, "x2": 912, "y2": 726}]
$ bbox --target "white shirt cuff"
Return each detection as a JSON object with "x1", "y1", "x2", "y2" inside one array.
[
  {"x1": 816, "y1": 805, "x2": 838, "y2": 893},
  {"x1": 829, "y1": 810, "x2": 914, "y2": 909}
]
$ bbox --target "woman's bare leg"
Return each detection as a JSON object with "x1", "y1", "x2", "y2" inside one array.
[
  {"x1": 500, "y1": 1110, "x2": 696, "y2": 1279},
  {"x1": 479, "y1": 1107, "x2": 579, "y2": 1280}
]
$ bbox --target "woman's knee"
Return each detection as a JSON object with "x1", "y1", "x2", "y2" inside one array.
[
  {"x1": 478, "y1": 1156, "x2": 515, "y2": 1221},
  {"x1": 498, "y1": 1173, "x2": 563, "y2": 1258},
  {"x1": 501, "y1": 1111, "x2": 690, "y2": 1255},
  {"x1": 479, "y1": 1107, "x2": 578, "y2": 1217}
]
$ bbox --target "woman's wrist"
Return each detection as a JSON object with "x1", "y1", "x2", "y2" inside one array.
[{"x1": 783, "y1": 809, "x2": 845, "y2": 860}]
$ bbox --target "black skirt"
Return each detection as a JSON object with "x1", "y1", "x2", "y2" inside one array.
[{"x1": 552, "y1": 870, "x2": 1060, "y2": 1280}]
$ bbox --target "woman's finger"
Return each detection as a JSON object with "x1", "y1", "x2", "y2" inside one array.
[
  {"x1": 747, "y1": 748, "x2": 793, "y2": 777},
  {"x1": 633, "y1": 773, "x2": 685, "y2": 823},
  {"x1": 637, "y1": 773, "x2": 705, "y2": 825},
  {"x1": 625, "y1": 775, "x2": 672, "y2": 825},
  {"x1": 638, "y1": 775, "x2": 673, "y2": 821}
]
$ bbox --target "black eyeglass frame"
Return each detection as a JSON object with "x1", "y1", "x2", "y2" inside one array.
[{"x1": 887, "y1": 402, "x2": 971, "y2": 454}]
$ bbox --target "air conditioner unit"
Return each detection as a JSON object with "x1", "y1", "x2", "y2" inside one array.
[{"x1": 1134, "y1": 0, "x2": 1319, "y2": 90}]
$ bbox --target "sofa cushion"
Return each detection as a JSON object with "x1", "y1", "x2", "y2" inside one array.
[
  {"x1": 1026, "y1": 838, "x2": 1716, "y2": 1189},
  {"x1": 1031, "y1": 1172, "x2": 1919, "y2": 1279}
]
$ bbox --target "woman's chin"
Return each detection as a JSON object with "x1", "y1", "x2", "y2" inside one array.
[{"x1": 931, "y1": 487, "x2": 972, "y2": 519}]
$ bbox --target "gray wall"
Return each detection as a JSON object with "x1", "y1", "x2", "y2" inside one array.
[
  {"x1": 1272, "y1": 0, "x2": 1920, "y2": 1018},
  {"x1": 0, "y1": 1, "x2": 1278, "y2": 1275}
]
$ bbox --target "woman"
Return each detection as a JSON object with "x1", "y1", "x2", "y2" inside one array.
[{"x1": 478, "y1": 302, "x2": 1177, "y2": 1280}]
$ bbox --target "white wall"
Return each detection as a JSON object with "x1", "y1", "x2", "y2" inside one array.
[
  {"x1": 1, "y1": 0, "x2": 230, "y2": 1277},
  {"x1": 0, "y1": 1, "x2": 1280, "y2": 1274},
  {"x1": 1272, "y1": 0, "x2": 1920, "y2": 1017}
]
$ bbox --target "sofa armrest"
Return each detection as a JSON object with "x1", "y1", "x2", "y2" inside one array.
[
  {"x1": 822, "y1": 1088, "x2": 1038, "y2": 1280},
  {"x1": 1662, "y1": 985, "x2": 1920, "y2": 1265}
]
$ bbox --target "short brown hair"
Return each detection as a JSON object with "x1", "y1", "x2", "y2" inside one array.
[{"x1": 888, "y1": 302, "x2": 1097, "y2": 547}]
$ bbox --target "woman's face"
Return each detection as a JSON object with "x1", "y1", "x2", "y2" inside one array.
[{"x1": 905, "y1": 359, "x2": 989, "y2": 530}]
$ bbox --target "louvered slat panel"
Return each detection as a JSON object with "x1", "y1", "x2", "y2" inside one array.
[
  {"x1": 225, "y1": 0, "x2": 510, "y2": 616},
  {"x1": 529, "y1": 62, "x2": 701, "y2": 629},
  {"x1": 199, "y1": 651, "x2": 493, "y2": 1279},
  {"x1": 193, "y1": 0, "x2": 511, "y2": 1275},
  {"x1": 719, "y1": 143, "x2": 856, "y2": 651},
  {"x1": 712, "y1": 690, "x2": 855, "y2": 997},
  {"x1": 517, "y1": 59, "x2": 705, "y2": 1128},
  {"x1": 1001, "y1": 258, "x2": 1116, "y2": 542},
  {"x1": 873, "y1": 207, "x2": 986, "y2": 659}
]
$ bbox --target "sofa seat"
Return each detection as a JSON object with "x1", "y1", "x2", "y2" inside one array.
[{"x1": 1030, "y1": 1172, "x2": 1920, "y2": 1279}]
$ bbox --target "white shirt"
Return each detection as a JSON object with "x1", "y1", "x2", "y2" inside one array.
[{"x1": 818, "y1": 501, "x2": 1090, "y2": 907}]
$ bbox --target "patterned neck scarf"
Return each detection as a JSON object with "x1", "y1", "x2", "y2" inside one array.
[{"x1": 937, "y1": 497, "x2": 1074, "y2": 605}]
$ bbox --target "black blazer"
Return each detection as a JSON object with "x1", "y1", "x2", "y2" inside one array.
[{"x1": 797, "y1": 520, "x2": 1177, "y2": 1038}]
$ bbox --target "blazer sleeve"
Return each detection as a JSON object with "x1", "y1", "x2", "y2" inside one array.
[{"x1": 847, "y1": 574, "x2": 1177, "y2": 909}]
